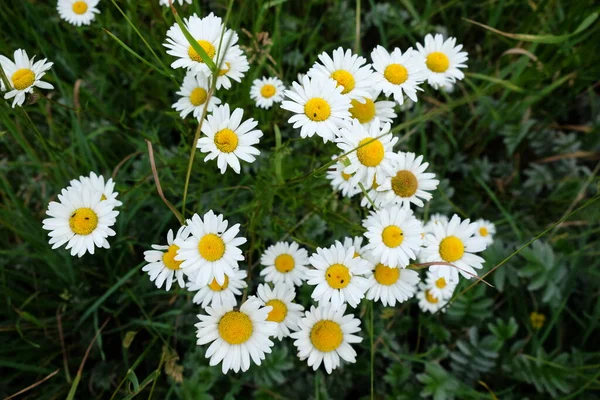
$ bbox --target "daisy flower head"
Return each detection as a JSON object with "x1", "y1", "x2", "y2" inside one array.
[
  {"x1": 348, "y1": 89, "x2": 397, "y2": 128},
  {"x1": 250, "y1": 76, "x2": 285, "y2": 109},
  {"x1": 197, "y1": 103, "x2": 263, "y2": 174},
  {"x1": 326, "y1": 154, "x2": 361, "y2": 198},
  {"x1": 290, "y1": 303, "x2": 362, "y2": 374},
  {"x1": 416, "y1": 283, "x2": 447, "y2": 313},
  {"x1": 281, "y1": 75, "x2": 351, "y2": 143},
  {"x1": 425, "y1": 270, "x2": 457, "y2": 301},
  {"x1": 260, "y1": 241, "x2": 309, "y2": 287},
  {"x1": 159, "y1": 0, "x2": 192, "y2": 5},
  {"x1": 67, "y1": 171, "x2": 122, "y2": 207},
  {"x1": 474, "y1": 219, "x2": 496, "y2": 246},
  {"x1": 256, "y1": 283, "x2": 304, "y2": 340},
  {"x1": 174, "y1": 210, "x2": 246, "y2": 286},
  {"x1": 416, "y1": 33, "x2": 468, "y2": 89},
  {"x1": 172, "y1": 70, "x2": 221, "y2": 119},
  {"x1": 307, "y1": 47, "x2": 374, "y2": 102},
  {"x1": 363, "y1": 206, "x2": 423, "y2": 268},
  {"x1": 42, "y1": 187, "x2": 118, "y2": 257},
  {"x1": 335, "y1": 118, "x2": 400, "y2": 188},
  {"x1": 370, "y1": 45, "x2": 429, "y2": 105},
  {"x1": 214, "y1": 43, "x2": 250, "y2": 90},
  {"x1": 0, "y1": 49, "x2": 53, "y2": 108},
  {"x1": 142, "y1": 226, "x2": 190, "y2": 291},
  {"x1": 375, "y1": 152, "x2": 440, "y2": 208},
  {"x1": 306, "y1": 240, "x2": 372, "y2": 309},
  {"x1": 187, "y1": 268, "x2": 247, "y2": 308},
  {"x1": 195, "y1": 296, "x2": 277, "y2": 374},
  {"x1": 421, "y1": 214, "x2": 487, "y2": 283},
  {"x1": 364, "y1": 251, "x2": 420, "y2": 306},
  {"x1": 424, "y1": 213, "x2": 449, "y2": 233},
  {"x1": 57, "y1": 0, "x2": 100, "y2": 27}
]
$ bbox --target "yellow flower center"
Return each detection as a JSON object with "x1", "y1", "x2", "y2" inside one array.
[
  {"x1": 426, "y1": 52, "x2": 450, "y2": 73},
  {"x1": 325, "y1": 263, "x2": 351, "y2": 289},
  {"x1": 11, "y1": 69, "x2": 35, "y2": 91},
  {"x1": 189, "y1": 87, "x2": 207, "y2": 106},
  {"x1": 374, "y1": 263, "x2": 400, "y2": 285},
  {"x1": 214, "y1": 128, "x2": 239, "y2": 153},
  {"x1": 188, "y1": 40, "x2": 216, "y2": 63},
  {"x1": 384, "y1": 64, "x2": 408, "y2": 85},
  {"x1": 353, "y1": 251, "x2": 361, "y2": 258},
  {"x1": 425, "y1": 290, "x2": 439, "y2": 304},
  {"x1": 371, "y1": 176, "x2": 379, "y2": 190},
  {"x1": 530, "y1": 312, "x2": 546, "y2": 330},
  {"x1": 479, "y1": 227, "x2": 489, "y2": 237},
  {"x1": 391, "y1": 170, "x2": 418, "y2": 198},
  {"x1": 341, "y1": 172, "x2": 352, "y2": 181},
  {"x1": 265, "y1": 299, "x2": 287, "y2": 323},
  {"x1": 439, "y1": 236, "x2": 465, "y2": 262},
  {"x1": 69, "y1": 207, "x2": 98, "y2": 235},
  {"x1": 218, "y1": 311, "x2": 253, "y2": 344},
  {"x1": 260, "y1": 84, "x2": 276, "y2": 98},
  {"x1": 330, "y1": 69, "x2": 355, "y2": 94},
  {"x1": 208, "y1": 275, "x2": 230, "y2": 291},
  {"x1": 349, "y1": 98, "x2": 376, "y2": 124},
  {"x1": 274, "y1": 253, "x2": 295, "y2": 273},
  {"x1": 304, "y1": 98, "x2": 331, "y2": 121},
  {"x1": 162, "y1": 244, "x2": 183, "y2": 270},
  {"x1": 381, "y1": 225, "x2": 404, "y2": 248},
  {"x1": 198, "y1": 233, "x2": 225, "y2": 261},
  {"x1": 218, "y1": 62, "x2": 231, "y2": 76},
  {"x1": 310, "y1": 320, "x2": 343, "y2": 352},
  {"x1": 100, "y1": 194, "x2": 107, "y2": 201},
  {"x1": 72, "y1": 1, "x2": 88, "y2": 15},
  {"x1": 435, "y1": 277, "x2": 447, "y2": 289},
  {"x1": 356, "y1": 138, "x2": 384, "y2": 167}
]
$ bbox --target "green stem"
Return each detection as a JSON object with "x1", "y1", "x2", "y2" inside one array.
[
  {"x1": 370, "y1": 301, "x2": 374, "y2": 400},
  {"x1": 355, "y1": 0, "x2": 361, "y2": 54}
]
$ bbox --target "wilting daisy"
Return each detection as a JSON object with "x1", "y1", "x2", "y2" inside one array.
[
  {"x1": 250, "y1": 76, "x2": 285, "y2": 109},
  {"x1": 142, "y1": 227, "x2": 189, "y2": 291},
  {"x1": 325, "y1": 155, "x2": 361, "y2": 198},
  {"x1": 197, "y1": 104, "x2": 263, "y2": 174},
  {"x1": 416, "y1": 33, "x2": 468, "y2": 89},
  {"x1": 195, "y1": 296, "x2": 277, "y2": 374},
  {"x1": 260, "y1": 241, "x2": 309, "y2": 287},
  {"x1": 306, "y1": 240, "x2": 371, "y2": 308},
  {"x1": 307, "y1": 47, "x2": 374, "y2": 102},
  {"x1": 67, "y1": 171, "x2": 122, "y2": 207},
  {"x1": 416, "y1": 283, "x2": 446, "y2": 313},
  {"x1": 421, "y1": 214, "x2": 487, "y2": 282},
  {"x1": 42, "y1": 187, "x2": 118, "y2": 257},
  {"x1": 290, "y1": 303, "x2": 362, "y2": 374},
  {"x1": 159, "y1": 0, "x2": 192, "y2": 5},
  {"x1": 363, "y1": 206, "x2": 423, "y2": 268},
  {"x1": 174, "y1": 210, "x2": 246, "y2": 286},
  {"x1": 370, "y1": 45, "x2": 429, "y2": 105},
  {"x1": 256, "y1": 283, "x2": 304, "y2": 340},
  {"x1": 57, "y1": 0, "x2": 100, "y2": 27},
  {"x1": 425, "y1": 270, "x2": 457, "y2": 300},
  {"x1": 0, "y1": 49, "x2": 53, "y2": 108},
  {"x1": 374, "y1": 152, "x2": 439, "y2": 208},
  {"x1": 424, "y1": 213, "x2": 449, "y2": 233},
  {"x1": 348, "y1": 90, "x2": 397, "y2": 128},
  {"x1": 281, "y1": 75, "x2": 351, "y2": 143},
  {"x1": 365, "y1": 258, "x2": 420, "y2": 306},
  {"x1": 214, "y1": 43, "x2": 249, "y2": 90},
  {"x1": 172, "y1": 71, "x2": 221, "y2": 119},
  {"x1": 336, "y1": 118, "x2": 399, "y2": 188},
  {"x1": 342, "y1": 236, "x2": 368, "y2": 259},
  {"x1": 188, "y1": 268, "x2": 247, "y2": 308},
  {"x1": 474, "y1": 219, "x2": 495, "y2": 246}
]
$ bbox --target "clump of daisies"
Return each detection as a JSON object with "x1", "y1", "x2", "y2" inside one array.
[{"x1": 0, "y1": 49, "x2": 54, "y2": 108}]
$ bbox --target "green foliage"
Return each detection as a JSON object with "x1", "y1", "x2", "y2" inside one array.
[
  {"x1": 508, "y1": 350, "x2": 573, "y2": 398},
  {"x1": 417, "y1": 363, "x2": 460, "y2": 400},
  {"x1": 518, "y1": 241, "x2": 568, "y2": 305},
  {"x1": 449, "y1": 327, "x2": 499, "y2": 384}
]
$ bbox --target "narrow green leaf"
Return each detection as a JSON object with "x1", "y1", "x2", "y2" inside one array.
[{"x1": 465, "y1": 72, "x2": 524, "y2": 93}]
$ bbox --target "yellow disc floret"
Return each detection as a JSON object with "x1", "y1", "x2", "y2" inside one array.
[
  {"x1": 260, "y1": 84, "x2": 276, "y2": 98},
  {"x1": 391, "y1": 170, "x2": 418, "y2": 198},
  {"x1": 265, "y1": 299, "x2": 287, "y2": 323},
  {"x1": 479, "y1": 227, "x2": 489, "y2": 237},
  {"x1": 325, "y1": 263, "x2": 351, "y2": 289},
  {"x1": 162, "y1": 244, "x2": 183, "y2": 270},
  {"x1": 69, "y1": 207, "x2": 98, "y2": 235},
  {"x1": 189, "y1": 87, "x2": 208, "y2": 106},
  {"x1": 198, "y1": 233, "x2": 225, "y2": 261},
  {"x1": 330, "y1": 70, "x2": 355, "y2": 94},
  {"x1": 188, "y1": 40, "x2": 216, "y2": 63},
  {"x1": 349, "y1": 98, "x2": 376, "y2": 124},
  {"x1": 214, "y1": 128, "x2": 239, "y2": 153},
  {"x1": 384, "y1": 64, "x2": 408, "y2": 85},
  {"x1": 310, "y1": 320, "x2": 343, "y2": 352},
  {"x1": 72, "y1": 1, "x2": 88, "y2": 15},
  {"x1": 218, "y1": 311, "x2": 253, "y2": 344},
  {"x1": 208, "y1": 275, "x2": 230, "y2": 291},
  {"x1": 426, "y1": 52, "x2": 450, "y2": 73},
  {"x1": 11, "y1": 69, "x2": 35, "y2": 91},
  {"x1": 356, "y1": 138, "x2": 384, "y2": 167},
  {"x1": 304, "y1": 98, "x2": 331, "y2": 122},
  {"x1": 381, "y1": 225, "x2": 404, "y2": 248},
  {"x1": 425, "y1": 290, "x2": 439, "y2": 304},
  {"x1": 439, "y1": 236, "x2": 464, "y2": 262},
  {"x1": 274, "y1": 254, "x2": 295, "y2": 273},
  {"x1": 374, "y1": 263, "x2": 400, "y2": 285},
  {"x1": 435, "y1": 277, "x2": 447, "y2": 289}
]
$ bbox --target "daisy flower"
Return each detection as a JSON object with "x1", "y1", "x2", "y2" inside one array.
[
  {"x1": 42, "y1": 187, "x2": 118, "y2": 257},
  {"x1": 197, "y1": 104, "x2": 263, "y2": 174},
  {"x1": 416, "y1": 283, "x2": 447, "y2": 313},
  {"x1": 306, "y1": 240, "x2": 371, "y2": 308},
  {"x1": 187, "y1": 268, "x2": 247, "y2": 308},
  {"x1": 364, "y1": 255, "x2": 420, "y2": 306},
  {"x1": 281, "y1": 75, "x2": 351, "y2": 143},
  {"x1": 424, "y1": 270, "x2": 457, "y2": 301},
  {"x1": 370, "y1": 45, "x2": 429, "y2": 105},
  {"x1": 260, "y1": 241, "x2": 309, "y2": 287},
  {"x1": 250, "y1": 76, "x2": 285, "y2": 109},
  {"x1": 0, "y1": 49, "x2": 53, "y2": 108},
  {"x1": 416, "y1": 34, "x2": 468, "y2": 89},
  {"x1": 307, "y1": 47, "x2": 374, "y2": 102},
  {"x1": 67, "y1": 171, "x2": 122, "y2": 207},
  {"x1": 214, "y1": 43, "x2": 250, "y2": 90},
  {"x1": 424, "y1": 213, "x2": 448, "y2": 233},
  {"x1": 342, "y1": 236, "x2": 368, "y2": 259},
  {"x1": 335, "y1": 118, "x2": 399, "y2": 188},
  {"x1": 325, "y1": 155, "x2": 361, "y2": 198},
  {"x1": 142, "y1": 226, "x2": 189, "y2": 291},
  {"x1": 174, "y1": 210, "x2": 246, "y2": 286},
  {"x1": 348, "y1": 90, "x2": 397, "y2": 128},
  {"x1": 362, "y1": 206, "x2": 423, "y2": 268},
  {"x1": 474, "y1": 219, "x2": 496, "y2": 246},
  {"x1": 290, "y1": 303, "x2": 362, "y2": 374},
  {"x1": 57, "y1": 0, "x2": 100, "y2": 27},
  {"x1": 159, "y1": 0, "x2": 192, "y2": 5},
  {"x1": 195, "y1": 296, "x2": 277, "y2": 374},
  {"x1": 421, "y1": 214, "x2": 487, "y2": 283},
  {"x1": 256, "y1": 283, "x2": 304, "y2": 340},
  {"x1": 172, "y1": 70, "x2": 221, "y2": 119},
  {"x1": 374, "y1": 152, "x2": 439, "y2": 208}
]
